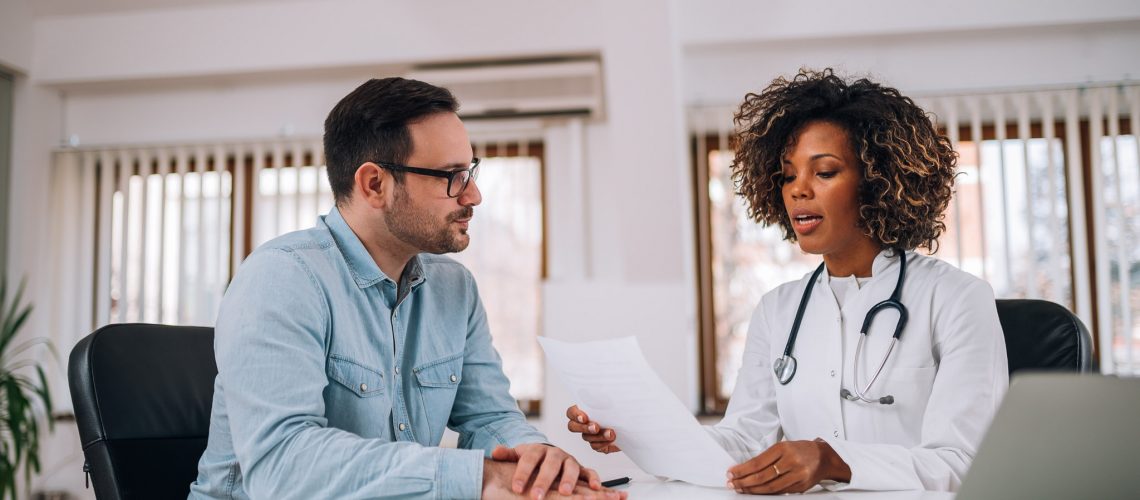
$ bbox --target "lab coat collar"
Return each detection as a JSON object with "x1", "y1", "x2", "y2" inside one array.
[
  {"x1": 870, "y1": 248, "x2": 907, "y2": 278},
  {"x1": 819, "y1": 248, "x2": 906, "y2": 287}
]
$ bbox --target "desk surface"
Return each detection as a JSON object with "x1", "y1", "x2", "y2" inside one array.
[{"x1": 600, "y1": 456, "x2": 953, "y2": 499}]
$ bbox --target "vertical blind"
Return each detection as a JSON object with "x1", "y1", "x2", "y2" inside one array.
[
  {"x1": 923, "y1": 86, "x2": 1139, "y2": 376},
  {"x1": 47, "y1": 134, "x2": 547, "y2": 407},
  {"x1": 691, "y1": 83, "x2": 1140, "y2": 396}
]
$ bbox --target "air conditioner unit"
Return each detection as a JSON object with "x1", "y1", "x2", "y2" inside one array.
[{"x1": 406, "y1": 56, "x2": 604, "y2": 120}]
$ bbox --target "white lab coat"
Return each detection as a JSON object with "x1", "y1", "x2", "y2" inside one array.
[{"x1": 706, "y1": 249, "x2": 1008, "y2": 492}]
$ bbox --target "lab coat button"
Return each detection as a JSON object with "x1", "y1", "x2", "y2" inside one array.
[
  {"x1": 399, "y1": 423, "x2": 407, "y2": 431},
  {"x1": 833, "y1": 430, "x2": 839, "y2": 437},
  {"x1": 830, "y1": 370, "x2": 836, "y2": 377}
]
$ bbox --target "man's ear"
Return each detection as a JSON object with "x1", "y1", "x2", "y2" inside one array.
[{"x1": 353, "y1": 162, "x2": 389, "y2": 209}]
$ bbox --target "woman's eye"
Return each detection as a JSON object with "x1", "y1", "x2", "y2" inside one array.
[
  {"x1": 818, "y1": 171, "x2": 837, "y2": 179},
  {"x1": 780, "y1": 175, "x2": 795, "y2": 184}
]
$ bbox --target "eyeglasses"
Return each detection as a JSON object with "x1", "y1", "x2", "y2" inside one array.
[{"x1": 376, "y1": 158, "x2": 481, "y2": 198}]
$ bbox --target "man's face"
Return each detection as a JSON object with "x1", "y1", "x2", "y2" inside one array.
[{"x1": 383, "y1": 112, "x2": 481, "y2": 254}]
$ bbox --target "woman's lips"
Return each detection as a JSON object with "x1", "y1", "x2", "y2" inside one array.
[{"x1": 792, "y1": 215, "x2": 823, "y2": 235}]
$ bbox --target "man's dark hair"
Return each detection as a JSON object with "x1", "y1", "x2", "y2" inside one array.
[{"x1": 324, "y1": 77, "x2": 459, "y2": 204}]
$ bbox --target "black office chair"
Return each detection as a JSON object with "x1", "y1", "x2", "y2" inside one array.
[
  {"x1": 68, "y1": 323, "x2": 216, "y2": 500},
  {"x1": 995, "y1": 299, "x2": 1094, "y2": 375}
]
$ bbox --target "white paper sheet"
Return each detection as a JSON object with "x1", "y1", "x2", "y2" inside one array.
[{"x1": 538, "y1": 336, "x2": 735, "y2": 488}]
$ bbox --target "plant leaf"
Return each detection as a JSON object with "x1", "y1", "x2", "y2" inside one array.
[{"x1": 0, "y1": 276, "x2": 52, "y2": 500}]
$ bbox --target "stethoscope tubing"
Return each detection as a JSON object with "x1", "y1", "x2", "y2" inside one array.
[{"x1": 775, "y1": 250, "x2": 908, "y2": 403}]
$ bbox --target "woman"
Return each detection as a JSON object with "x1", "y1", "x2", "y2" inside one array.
[{"x1": 566, "y1": 69, "x2": 1008, "y2": 494}]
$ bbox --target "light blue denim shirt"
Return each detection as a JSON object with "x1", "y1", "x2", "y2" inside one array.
[{"x1": 189, "y1": 207, "x2": 546, "y2": 499}]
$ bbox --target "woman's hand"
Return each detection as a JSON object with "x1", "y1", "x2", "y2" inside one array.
[
  {"x1": 726, "y1": 439, "x2": 851, "y2": 494},
  {"x1": 565, "y1": 405, "x2": 621, "y2": 454}
]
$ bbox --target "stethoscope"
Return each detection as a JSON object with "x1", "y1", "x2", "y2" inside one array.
[{"x1": 772, "y1": 250, "x2": 909, "y2": 405}]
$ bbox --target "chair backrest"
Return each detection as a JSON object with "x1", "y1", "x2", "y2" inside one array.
[
  {"x1": 68, "y1": 323, "x2": 216, "y2": 500},
  {"x1": 995, "y1": 299, "x2": 1094, "y2": 375}
]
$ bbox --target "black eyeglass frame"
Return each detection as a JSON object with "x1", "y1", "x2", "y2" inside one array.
[{"x1": 375, "y1": 158, "x2": 481, "y2": 198}]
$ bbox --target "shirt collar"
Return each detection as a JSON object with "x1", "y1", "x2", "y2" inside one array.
[{"x1": 321, "y1": 207, "x2": 426, "y2": 289}]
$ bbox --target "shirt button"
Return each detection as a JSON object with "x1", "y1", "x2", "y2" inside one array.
[
  {"x1": 395, "y1": 366, "x2": 400, "y2": 375},
  {"x1": 833, "y1": 430, "x2": 840, "y2": 438},
  {"x1": 450, "y1": 374, "x2": 458, "y2": 383},
  {"x1": 399, "y1": 423, "x2": 407, "y2": 431},
  {"x1": 830, "y1": 370, "x2": 836, "y2": 378},
  {"x1": 359, "y1": 383, "x2": 368, "y2": 392}
]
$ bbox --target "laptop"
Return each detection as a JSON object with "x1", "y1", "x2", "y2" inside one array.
[{"x1": 957, "y1": 373, "x2": 1140, "y2": 500}]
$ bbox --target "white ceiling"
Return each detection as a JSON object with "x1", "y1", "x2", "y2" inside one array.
[{"x1": 30, "y1": 0, "x2": 286, "y2": 18}]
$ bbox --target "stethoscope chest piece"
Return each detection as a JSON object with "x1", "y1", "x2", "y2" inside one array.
[{"x1": 773, "y1": 355, "x2": 797, "y2": 385}]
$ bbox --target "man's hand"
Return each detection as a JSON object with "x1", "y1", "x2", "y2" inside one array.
[
  {"x1": 482, "y1": 455, "x2": 626, "y2": 500},
  {"x1": 565, "y1": 405, "x2": 620, "y2": 454},
  {"x1": 725, "y1": 439, "x2": 852, "y2": 494},
  {"x1": 489, "y1": 444, "x2": 607, "y2": 499}
]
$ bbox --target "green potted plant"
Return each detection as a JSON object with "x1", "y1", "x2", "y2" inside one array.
[{"x1": 0, "y1": 279, "x2": 54, "y2": 500}]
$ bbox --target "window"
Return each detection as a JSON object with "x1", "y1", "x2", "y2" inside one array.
[
  {"x1": 693, "y1": 85, "x2": 1140, "y2": 413},
  {"x1": 453, "y1": 142, "x2": 546, "y2": 405},
  {"x1": 694, "y1": 137, "x2": 818, "y2": 412},
  {"x1": 1098, "y1": 131, "x2": 1140, "y2": 373},
  {"x1": 48, "y1": 136, "x2": 547, "y2": 410}
]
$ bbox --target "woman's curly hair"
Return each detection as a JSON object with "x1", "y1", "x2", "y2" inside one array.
[{"x1": 731, "y1": 68, "x2": 957, "y2": 252}]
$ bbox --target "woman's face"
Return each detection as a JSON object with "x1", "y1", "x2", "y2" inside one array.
[{"x1": 780, "y1": 120, "x2": 876, "y2": 258}]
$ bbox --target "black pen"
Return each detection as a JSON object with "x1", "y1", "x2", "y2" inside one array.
[{"x1": 601, "y1": 477, "x2": 631, "y2": 488}]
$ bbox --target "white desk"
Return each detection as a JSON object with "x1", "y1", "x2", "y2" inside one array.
[{"x1": 597, "y1": 455, "x2": 954, "y2": 499}]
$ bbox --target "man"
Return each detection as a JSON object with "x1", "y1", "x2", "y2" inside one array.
[{"x1": 190, "y1": 78, "x2": 623, "y2": 500}]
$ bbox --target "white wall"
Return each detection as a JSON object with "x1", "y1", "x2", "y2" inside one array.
[
  {"x1": 4, "y1": 0, "x2": 63, "y2": 397},
  {"x1": 676, "y1": 0, "x2": 1140, "y2": 47},
  {"x1": 0, "y1": 0, "x2": 33, "y2": 73},
  {"x1": 7, "y1": 33, "x2": 68, "y2": 500},
  {"x1": 685, "y1": 20, "x2": 1140, "y2": 107},
  {"x1": 32, "y1": 1, "x2": 600, "y2": 84},
  {"x1": 9, "y1": 0, "x2": 1140, "y2": 497},
  {"x1": 1, "y1": 0, "x2": 38, "y2": 285}
]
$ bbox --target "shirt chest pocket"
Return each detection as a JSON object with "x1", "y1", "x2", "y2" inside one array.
[
  {"x1": 413, "y1": 353, "x2": 463, "y2": 388},
  {"x1": 411, "y1": 353, "x2": 463, "y2": 444},
  {"x1": 327, "y1": 355, "x2": 387, "y2": 397},
  {"x1": 325, "y1": 356, "x2": 390, "y2": 439}
]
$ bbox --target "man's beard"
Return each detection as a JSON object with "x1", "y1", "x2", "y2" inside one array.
[{"x1": 384, "y1": 185, "x2": 473, "y2": 254}]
